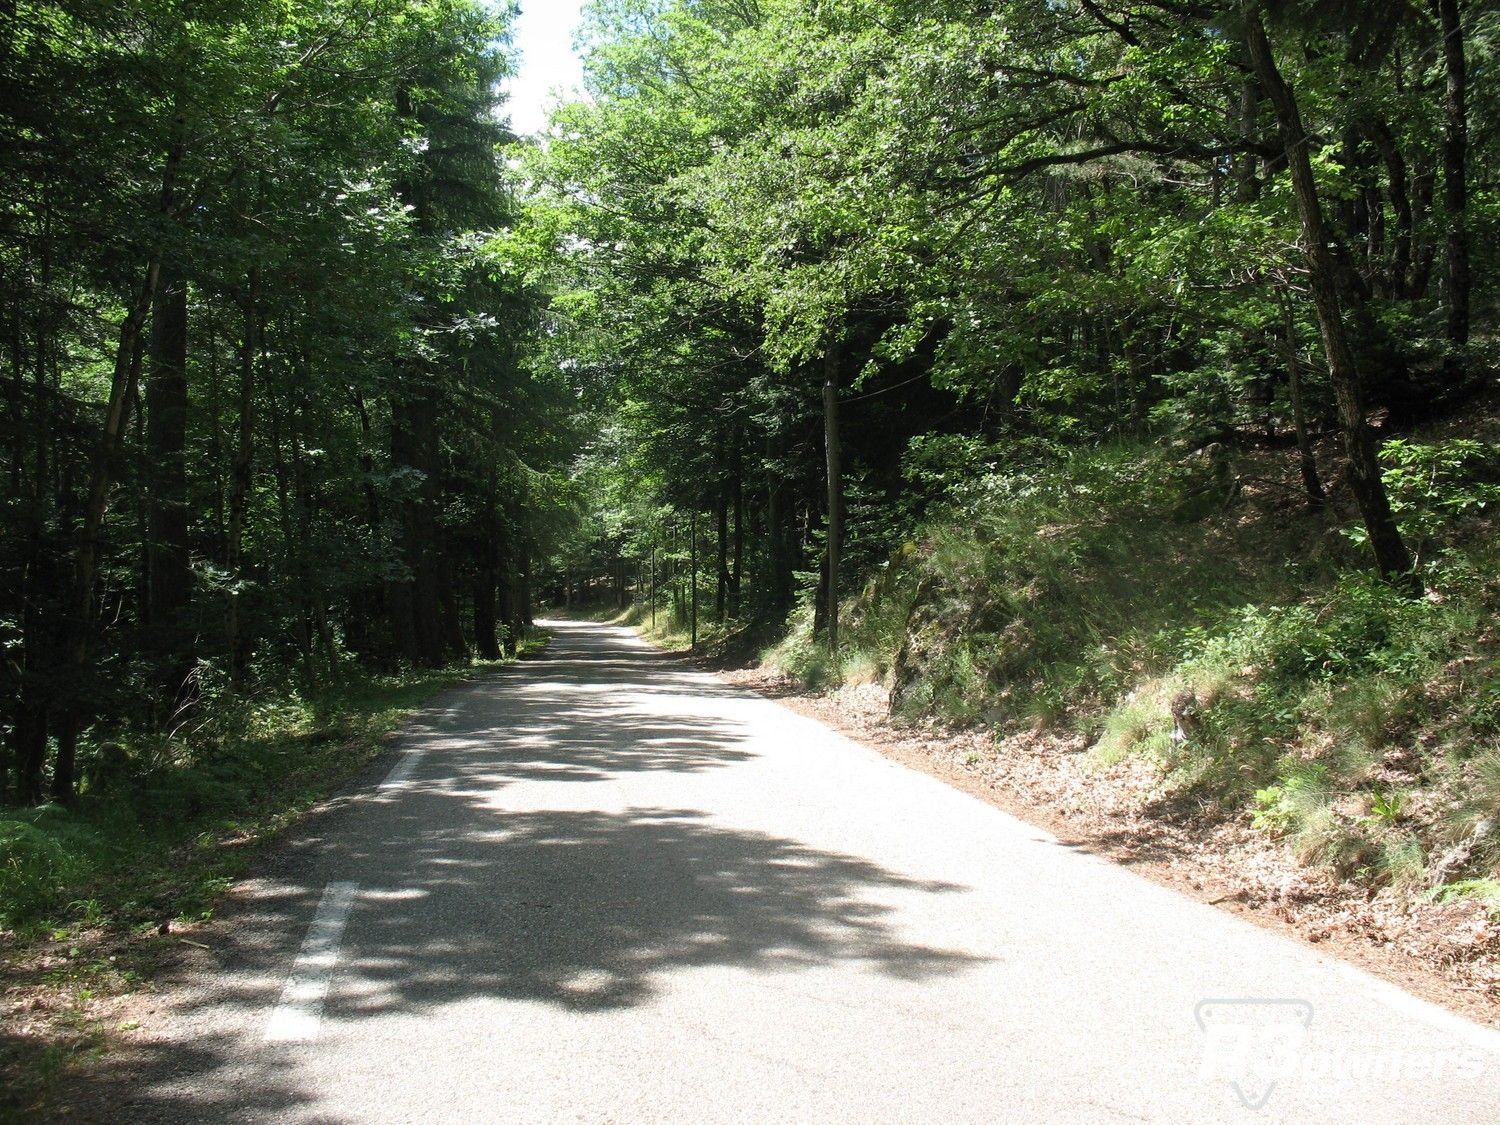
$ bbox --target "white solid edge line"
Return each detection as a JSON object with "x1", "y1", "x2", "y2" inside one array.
[
  {"x1": 378, "y1": 755, "x2": 420, "y2": 789},
  {"x1": 1336, "y1": 963, "x2": 1500, "y2": 1054},
  {"x1": 377, "y1": 699, "x2": 469, "y2": 792},
  {"x1": 264, "y1": 881, "x2": 360, "y2": 1044}
]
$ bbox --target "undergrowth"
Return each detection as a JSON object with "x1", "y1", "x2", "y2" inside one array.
[
  {"x1": 772, "y1": 428, "x2": 1500, "y2": 903},
  {"x1": 607, "y1": 598, "x2": 746, "y2": 657},
  {"x1": 0, "y1": 661, "x2": 488, "y2": 935}
]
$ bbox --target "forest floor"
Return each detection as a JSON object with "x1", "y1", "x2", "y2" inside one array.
[{"x1": 715, "y1": 663, "x2": 1500, "y2": 1030}]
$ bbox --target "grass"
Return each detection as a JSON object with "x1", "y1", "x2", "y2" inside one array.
[
  {"x1": 2, "y1": 664, "x2": 474, "y2": 934},
  {"x1": 0, "y1": 639, "x2": 545, "y2": 1120}
]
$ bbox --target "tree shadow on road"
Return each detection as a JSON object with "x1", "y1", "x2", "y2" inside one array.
[
  {"x1": 60, "y1": 804, "x2": 985, "y2": 1122},
  {"x1": 520, "y1": 618, "x2": 757, "y2": 702},
  {"x1": 337, "y1": 804, "x2": 983, "y2": 1013},
  {"x1": 55, "y1": 619, "x2": 987, "y2": 1120},
  {"x1": 440, "y1": 685, "x2": 759, "y2": 783}
]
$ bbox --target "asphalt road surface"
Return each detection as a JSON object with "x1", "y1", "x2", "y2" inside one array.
[{"x1": 81, "y1": 620, "x2": 1500, "y2": 1122}]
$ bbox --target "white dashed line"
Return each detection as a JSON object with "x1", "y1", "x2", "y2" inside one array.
[
  {"x1": 378, "y1": 750, "x2": 424, "y2": 791},
  {"x1": 264, "y1": 881, "x2": 360, "y2": 1043}
]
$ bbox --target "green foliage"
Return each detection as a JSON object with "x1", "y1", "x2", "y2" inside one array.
[
  {"x1": 0, "y1": 0, "x2": 573, "y2": 805},
  {"x1": 5, "y1": 0, "x2": 1496, "y2": 925},
  {"x1": 0, "y1": 816, "x2": 93, "y2": 926},
  {"x1": 1458, "y1": 748, "x2": 1500, "y2": 823},
  {"x1": 1368, "y1": 788, "x2": 1408, "y2": 826},
  {"x1": 1248, "y1": 765, "x2": 1330, "y2": 842},
  {"x1": 764, "y1": 608, "x2": 840, "y2": 690},
  {"x1": 535, "y1": 0, "x2": 1498, "y2": 704},
  {"x1": 0, "y1": 664, "x2": 472, "y2": 931},
  {"x1": 1193, "y1": 573, "x2": 1451, "y2": 689},
  {"x1": 829, "y1": 418, "x2": 1499, "y2": 896},
  {"x1": 1378, "y1": 439, "x2": 1500, "y2": 564},
  {"x1": 1251, "y1": 786, "x2": 1295, "y2": 837},
  {"x1": 855, "y1": 440, "x2": 1252, "y2": 726},
  {"x1": 1094, "y1": 694, "x2": 1176, "y2": 767},
  {"x1": 1375, "y1": 834, "x2": 1429, "y2": 896},
  {"x1": 1433, "y1": 879, "x2": 1500, "y2": 913}
]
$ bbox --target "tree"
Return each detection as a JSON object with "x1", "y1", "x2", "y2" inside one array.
[
  {"x1": 0, "y1": 0, "x2": 563, "y2": 804},
  {"x1": 534, "y1": 0, "x2": 1490, "y2": 637},
  {"x1": 1241, "y1": 0, "x2": 1414, "y2": 585}
]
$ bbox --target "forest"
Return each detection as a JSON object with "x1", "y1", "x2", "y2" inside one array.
[
  {"x1": 531, "y1": 0, "x2": 1500, "y2": 913},
  {"x1": 3, "y1": 0, "x2": 1499, "y2": 940}
]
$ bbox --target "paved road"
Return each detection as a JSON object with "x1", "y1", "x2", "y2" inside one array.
[{"x1": 83, "y1": 621, "x2": 1499, "y2": 1122}]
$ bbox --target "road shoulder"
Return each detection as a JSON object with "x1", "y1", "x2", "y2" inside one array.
[{"x1": 716, "y1": 664, "x2": 1500, "y2": 1032}]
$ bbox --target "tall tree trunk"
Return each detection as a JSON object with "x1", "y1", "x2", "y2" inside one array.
[
  {"x1": 1370, "y1": 121, "x2": 1415, "y2": 299},
  {"x1": 266, "y1": 370, "x2": 306, "y2": 671},
  {"x1": 474, "y1": 569, "x2": 499, "y2": 659},
  {"x1": 715, "y1": 474, "x2": 730, "y2": 624},
  {"x1": 730, "y1": 423, "x2": 744, "y2": 619},
  {"x1": 474, "y1": 474, "x2": 501, "y2": 660},
  {"x1": 14, "y1": 704, "x2": 48, "y2": 806},
  {"x1": 289, "y1": 376, "x2": 322, "y2": 682},
  {"x1": 511, "y1": 534, "x2": 531, "y2": 639},
  {"x1": 765, "y1": 429, "x2": 794, "y2": 621},
  {"x1": 1234, "y1": 77, "x2": 1262, "y2": 203},
  {"x1": 497, "y1": 532, "x2": 518, "y2": 657},
  {"x1": 54, "y1": 259, "x2": 161, "y2": 803},
  {"x1": 1435, "y1": 0, "x2": 1469, "y2": 381},
  {"x1": 348, "y1": 388, "x2": 386, "y2": 661},
  {"x1": 689, "y1": 510, "x2": 699, "y2": 649},
  {"x1": 438, "y1": 555, "x2": 467, "y2": 660},
  {"x1": 412, "y1": 397, "x2": 445, "y2": 667},
  {"x1": 226, "y1": 270, "x2": 258, "y2": 683},
  {"x1": 10, "y1": 315, "x2": 54, "y2": 803},
  {"x1": 389, "y1": 381, "x2": 444, "y2": 666},
  {"x1": 1243, "y1": 5, "x2": 1415, "y2": 588},
  {"x1": 145, "y1": 262, "x2": 193, "y2": 703},
  {"x1": 1276, "y1": 295, "x2": 1326, "y2": 506},
  {"x1": 1408, "y1": 166, "x2": 1437, "y2": 299},
  {"x1": 822, "y1": 340, "x2": 843, "y2": 658}
]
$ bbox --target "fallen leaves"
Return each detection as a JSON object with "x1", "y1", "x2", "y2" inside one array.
[{"x1": 721, "y1": 661, "x2": 1500, "y2": 1020}]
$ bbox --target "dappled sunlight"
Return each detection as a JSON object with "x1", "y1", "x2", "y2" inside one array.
[
  {"x1": 328, "y1": 805, "x2": 981, "y2": 1016},
  {"x1": 62, "y1": 620, "x2": 985, "y2": 1121}
]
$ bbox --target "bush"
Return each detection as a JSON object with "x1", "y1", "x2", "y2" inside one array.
[
  {"x1": 832, "y1": 429, "x2": 1500, "y2": 895},
  {"x1": 0, "y1": 815, "x2": 92, "y2": 926}
]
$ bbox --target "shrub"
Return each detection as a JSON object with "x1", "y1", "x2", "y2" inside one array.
[{"x1": 0, "y1": 816, "x2": 92, "y2": 926}]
